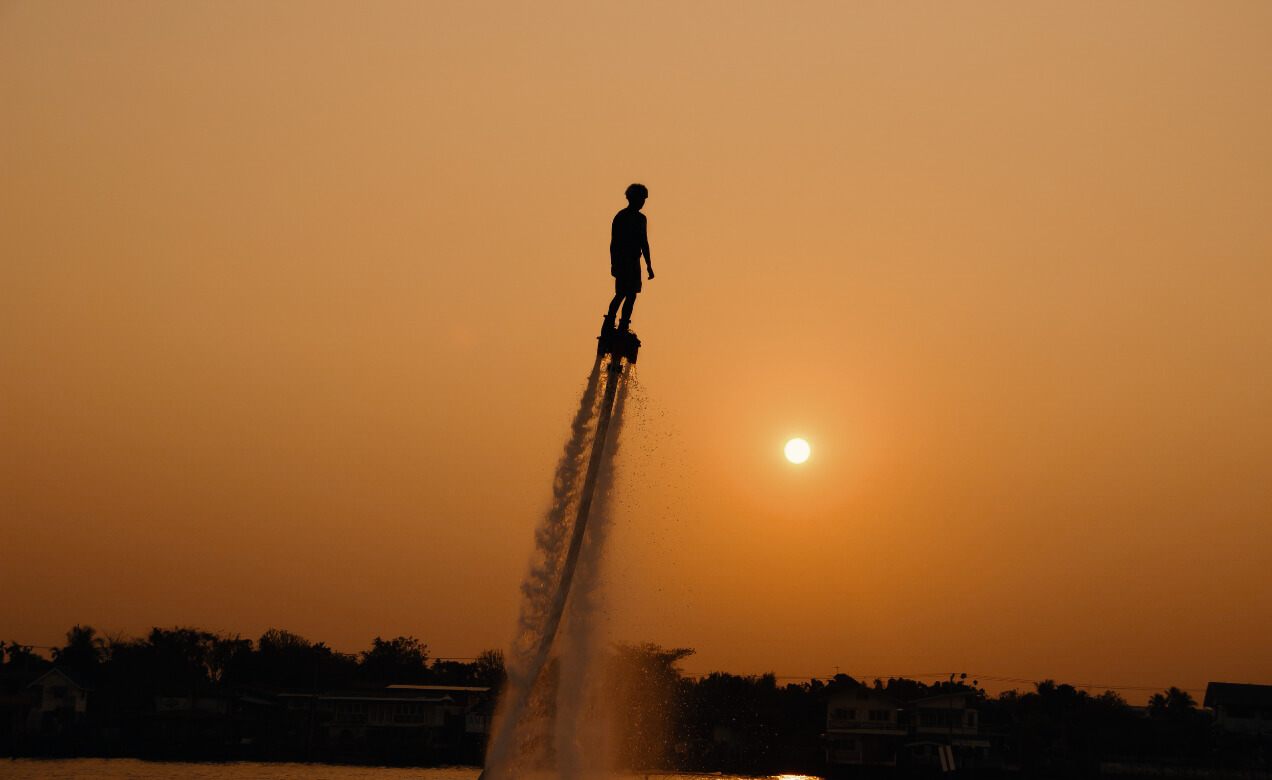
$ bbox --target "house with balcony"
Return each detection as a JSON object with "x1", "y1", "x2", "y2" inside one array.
[
  {"x1": 905, "y1": 690, "x2": 995, "y2": 769},
  {"x1": 825, "y1": 687, "x2": 906, "y2": 766},
  {"x1": 826, "y1": 685, "x2": 1002, "y2": 772},
  {"x1": 279, "y1": 683, "x2": 490, "y2": 748}
]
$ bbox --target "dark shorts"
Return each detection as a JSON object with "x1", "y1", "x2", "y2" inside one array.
[{"x1": 614, "y1": 268, "x2": 642, "y2": 296}]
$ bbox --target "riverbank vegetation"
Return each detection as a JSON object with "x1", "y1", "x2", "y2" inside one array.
[{"x1": 0, "y1": 626, "x2": 1254, "y2": 775}]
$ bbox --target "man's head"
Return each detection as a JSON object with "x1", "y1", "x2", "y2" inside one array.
[{"x1": 625, "y1": 183, "x2": 648, "y2": 208}]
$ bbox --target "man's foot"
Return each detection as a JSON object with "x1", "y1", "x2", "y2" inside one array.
[
  {"x1": 617, "y1": 318, "x2": 630, "y2": 332},
  {"x1": 603, "y1": 313, "x2": 617, "y2": 330}
]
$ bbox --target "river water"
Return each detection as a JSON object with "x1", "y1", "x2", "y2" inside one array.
[
  {"x1": 0, "y1": 760, "x2": 822, "y2": 780},
  {"x1": 0, "y1": 761, "x2": 477, "y2": 780}
]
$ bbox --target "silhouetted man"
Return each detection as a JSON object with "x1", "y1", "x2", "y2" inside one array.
[{"x1": 605, "y1": 183, "x2": 654, "y2": 331}]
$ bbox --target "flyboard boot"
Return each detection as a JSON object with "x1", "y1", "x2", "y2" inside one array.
[{"x1": 597, "y1": 314, "x2": 640, "y2": 364}]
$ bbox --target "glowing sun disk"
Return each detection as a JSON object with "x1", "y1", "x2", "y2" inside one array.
[{"x1": 784, "y1": 437, "x2": 811, "y2": 464}]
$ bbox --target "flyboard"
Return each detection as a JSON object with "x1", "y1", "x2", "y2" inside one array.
[{"x1": 482, "y1": 322, "x2": 639, "y2": 779}]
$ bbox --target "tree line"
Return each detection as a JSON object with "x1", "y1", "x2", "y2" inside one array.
[
  {"x1": 2, "y1": 625, "x2": 507, "y2": 693},
  {"x1": 599, "y1": 645, "x2": 1226, "y2": 776},
  {"x1": 0, "y1": 626, "x2": 1252, "y2": 774},
  {"x1": 1, "y1": 625, "x2": 506, "y2": 763}
]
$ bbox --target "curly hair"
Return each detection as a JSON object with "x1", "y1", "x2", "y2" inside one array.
[{"x1": 625, "y1": 183, "x2": 648, "y2": 201}]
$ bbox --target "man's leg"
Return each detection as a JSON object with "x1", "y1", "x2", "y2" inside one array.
[
  {"x1": 619, "y1": 294, "x2": 636, "y2": 330},
  {"x1": 606, "y1": 292, "x2": 623, "y2": 323}
]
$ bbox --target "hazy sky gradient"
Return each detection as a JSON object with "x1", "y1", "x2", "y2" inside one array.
[{"x1": 3, "y1": 1, "x2": 1270, "y2": 701}]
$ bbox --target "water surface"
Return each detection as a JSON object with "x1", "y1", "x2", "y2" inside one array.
[
  {"x1": 1, "y1": 760, "x2": 821, "y2": 780},
  {"x1": 1, "y1": 759, "x2": 478, "y2": 780}
]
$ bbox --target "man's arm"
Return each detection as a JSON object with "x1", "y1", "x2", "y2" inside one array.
[{"x1": 641, "y1": 218, "x2": 654, "y2": 279}]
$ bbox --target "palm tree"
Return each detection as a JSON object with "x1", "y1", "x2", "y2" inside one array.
[
  {"x1": 52, "y1": 624, "x2": 107, "y2": 676},
  {"x1": 1165, "y1": 687, "x2": 1196, "y2": 710},
  {"x1": 1148, "y1": 687, "x2": 1197, "y2": 718}
]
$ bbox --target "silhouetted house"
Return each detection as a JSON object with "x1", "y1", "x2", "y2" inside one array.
[
  {"x1": 375, "y1": 684, "x2": 488, "y2": 736},
  {"x1": 147, "y1": 692, "x2": 237, "y2": 756},
  {"x1": 26, "y1": 667, "x2": 90, "y2": 735},
  {"x1": 905, "y1": 691, "x2": 995, "y2": 770},
  {"x1": 279, "y1": 684, "x2": 489, "y2": 754},
  {"x1": 825, "y1": 688, "x2": 905, "y2": 766},
  {"x1": 155, "y1": 694, "x2": 231, "y2": 717},
  {"x1": 1205, "y1": 682, "x2": 1272, "y2": 736},
  {"x1": 222, "y1": 687, "x2": 280, "y2": 754},
  {"x1": 466, "y1": 692, "x2": 495, "y2": 735},
  {"x1": 826, "y1": 687, "x2": 1003, "y2": 772}
]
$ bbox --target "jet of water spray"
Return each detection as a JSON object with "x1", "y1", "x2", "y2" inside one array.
[
  {"x1": 484, "y1": 356, "x2": 633, "y2": 780},
  {"x1": 555, "y1": 367, "x2": 630, "y2": 778}
]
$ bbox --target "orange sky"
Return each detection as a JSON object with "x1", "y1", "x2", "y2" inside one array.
[{"x1": 3, "y1": 1, "x2": 1271, "y2": 703}]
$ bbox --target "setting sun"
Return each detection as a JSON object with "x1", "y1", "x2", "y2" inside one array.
[{"x1": 784, "y1": 437, "x2": 811, "y2": 464}]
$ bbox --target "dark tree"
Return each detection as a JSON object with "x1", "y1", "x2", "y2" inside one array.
[
  {"x1": 206, "y1": 634, "x2": 253, "y2": 684},
  {"x1": 140, "y1": 627, "x2": 218, "y2": 694},
  {"x1": 472, "y1": 649, "x2": 507, "y2": 692},
  {"x1": 360, "y1": 636, "x2": 430, "y2": 684},
  {"x1": 994, "y1": 679, "x2": 1141, "y2": 775},
  {"x1": 52, "y1": 624, "x2": 107, "y2": 680},
  {"x1": 2, "y1": 641, "x2": 50, "y2": 674},
  {"x1": 247, "y1": 629, "x2": 356, "y2": 689}
]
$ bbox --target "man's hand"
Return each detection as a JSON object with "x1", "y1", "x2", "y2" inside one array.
[{"x1": 647, "y1": 268, "x2": 656, "y2": 280}]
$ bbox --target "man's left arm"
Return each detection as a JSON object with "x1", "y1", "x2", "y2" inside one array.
[{"x1": 642, "y1": 218, "x2": 654, "y2": 279}]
